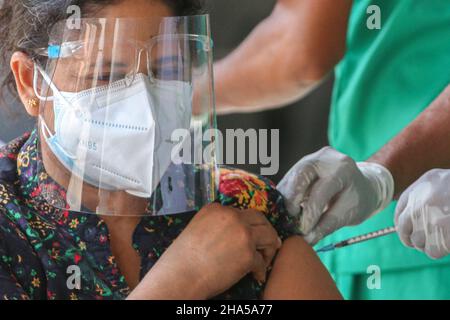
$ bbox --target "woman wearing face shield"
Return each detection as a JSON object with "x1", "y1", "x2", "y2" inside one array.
[{"x1": 0, "y1": 0, "x2": 341, "y2": 300}]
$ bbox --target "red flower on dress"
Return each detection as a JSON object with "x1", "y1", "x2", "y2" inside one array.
[
  {"x1": 74, "y1": 253, "x2": 82, "y2": 264},
  {"x1": 219, "y1": 176, "x2": 248, "y2": 197}
]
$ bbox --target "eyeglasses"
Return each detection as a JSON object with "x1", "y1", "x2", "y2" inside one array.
[{"x1": 33, "y1": 34, "x2": 213, "y2": 83}]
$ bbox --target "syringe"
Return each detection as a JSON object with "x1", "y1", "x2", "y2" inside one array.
[{"x1": 316, "y1": 226, "x2": 397, "y2": 253}]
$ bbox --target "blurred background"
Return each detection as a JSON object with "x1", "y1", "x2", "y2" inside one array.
[
  {"x1": 208, "y1": 0, "x2": 332, "y2": 183},
  {"x1": 0, "y1": 0, "x2": 332, "y2": 183}
]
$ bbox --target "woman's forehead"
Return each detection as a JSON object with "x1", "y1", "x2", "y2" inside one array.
[
  {"x1": 50, "y1": 18, "x2": 167, "y2": 45},
  {"x1": 88, "y1": 0, "x2": 174, "y2": 19}
]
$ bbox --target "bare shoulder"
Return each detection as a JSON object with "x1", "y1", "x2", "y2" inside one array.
[{"x1": 263, "y1": 236, "x2": 343, "y2": 300}]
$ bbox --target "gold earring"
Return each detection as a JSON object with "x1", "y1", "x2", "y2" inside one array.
[{"x1": 27, "y1": 98, "x2": 38, "y2": 109}]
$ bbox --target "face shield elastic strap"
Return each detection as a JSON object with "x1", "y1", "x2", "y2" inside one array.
[
  {"x1": 34, "y1": 63, "x2": 78, "y2": 160},
  {"x1": 33, "y1": 63, "x2": 76, "y2": 109},
  {"x1": 40, "y1": 118, "x2": 77, "y2": 161}
]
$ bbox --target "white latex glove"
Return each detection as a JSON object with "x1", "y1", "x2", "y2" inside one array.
[
  {"x1": 277, "y1": 147, "x2": 394, "y2": 245},
  {"x1": 395, "y1": 169, "x2": 450, "y2": 259}
]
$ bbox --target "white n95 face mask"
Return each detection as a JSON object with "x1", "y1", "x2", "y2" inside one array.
[{"x1": 35, "y1": 64, "x2": 193, "y2": 198}]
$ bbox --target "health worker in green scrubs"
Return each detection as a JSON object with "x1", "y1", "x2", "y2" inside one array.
[{"x1": 213, "y1": 0, "x2": 450, "y2": 299}]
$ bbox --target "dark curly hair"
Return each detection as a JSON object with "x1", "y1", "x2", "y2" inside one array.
[{"x1": 0, "y1": 0, "x2": 205, "y2": 103}]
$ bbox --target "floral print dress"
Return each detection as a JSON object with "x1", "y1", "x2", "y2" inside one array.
[{"x1": 0, "y1": 130, "x2": 298, "y2": 300}]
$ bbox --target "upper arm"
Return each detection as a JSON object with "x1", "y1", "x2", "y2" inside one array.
[
  {"x1": 214, "y1": 0, "x2": 353, "y2": 111},
  {"x1": 272, "y1": 0, "x2": 353, "y2": 79},
  {"x1": 218, "y1": 168, "x2": 341, "y2": 299},
  {"x1": 218, "y1": 168, "x2": 299, "y2": 240},
  {"x1": 263, "y1": 236, "x2": 342, "y2": 300}
]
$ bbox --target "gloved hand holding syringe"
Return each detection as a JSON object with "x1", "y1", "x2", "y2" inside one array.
[{"x1": 316, "y1": 226, "x2": 397, "y2": 253}]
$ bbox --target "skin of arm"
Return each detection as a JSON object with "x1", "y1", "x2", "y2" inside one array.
[
  {"x1": 130, "y1": 236, "x2": 343, "y2": 300},
  {"x1": 370, "y1": 85, "x2": 450, "y2": 198},
  {"x1": 214, "y1": 0, "x2": 352, "y2": 114},
  {"x1": 263, "y1": 236, "x2": 342, "y2": 300},
  {"x1": 127, "y1": 256, "x2": 207, "y2": 300}
]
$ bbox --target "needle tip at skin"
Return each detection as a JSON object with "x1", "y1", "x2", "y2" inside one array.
[{"x1": 316, "y1": 244, "x2": 335, "y2": 253}]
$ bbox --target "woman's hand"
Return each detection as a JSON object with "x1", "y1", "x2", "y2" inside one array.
[{"x1": 127, "y1": 203, "x2": 282, "y2": 300}]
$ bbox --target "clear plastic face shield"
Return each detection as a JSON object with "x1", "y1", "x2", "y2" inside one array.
[{"x1": 34, "y1": 16, "x2": 218, "y2": 216}]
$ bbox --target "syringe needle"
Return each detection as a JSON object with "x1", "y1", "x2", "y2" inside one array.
[
  {"x1": 316, "y1": 226, "x2": 397, "y2": 253},
  {"x1": 316, "y1": 243, "x2": 336, "y2": 253}
]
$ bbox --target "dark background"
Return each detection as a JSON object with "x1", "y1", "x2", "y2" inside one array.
[{"x1": 0, "y1": 0, "x2": 332, "y2": 183}]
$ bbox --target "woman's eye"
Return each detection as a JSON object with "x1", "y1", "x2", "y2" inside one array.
[
  {"x1": 89, "y1": 74, "x2": 127, "y2": 82},
  {"x1": 152, "y1": 66, "x2": 182, "y2": 80},
  {"x1": 97, "y1": 74, "x2": 113, "y2": 81}
]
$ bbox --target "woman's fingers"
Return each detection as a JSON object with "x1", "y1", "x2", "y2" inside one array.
[
  {"x1": 243, "y1": 209, "x2": 282, "y2": 249},
  {"x1": 241, "y1": 209, "x2": 282, "y2": 280},
  {"x1": 259, "y1": 245, "x2": 278, "y2": 269},
  {"x1": 250, "y1": 224, "x2": 281, "y2": 267},
  {"x1": 251, "y1": 251, "x2": 268, "y2": 284},
  {"x1": 250, "y1": 224, "x2": 281, "y2": 249},
  {"x1": 240, "y1": 209, "x2": 271, "y2": 226}
]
